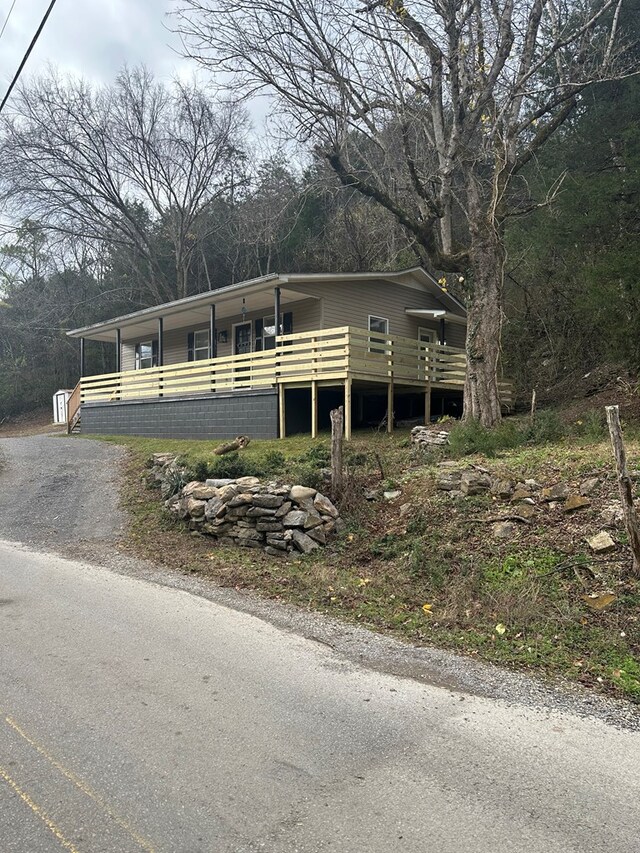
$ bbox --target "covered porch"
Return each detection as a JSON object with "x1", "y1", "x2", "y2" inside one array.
[{"x1": 68, "y1": 324, "x2": 496, "y2": 439}]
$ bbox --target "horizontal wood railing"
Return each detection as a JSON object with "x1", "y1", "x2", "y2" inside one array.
[{"x1": 78, "y1": 326, "x2": 514, "y2": 405}]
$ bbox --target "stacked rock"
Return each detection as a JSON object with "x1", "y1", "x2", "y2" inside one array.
[
  {"x1": 411, "y1": 424, "x2": 450, "y2": 447},
  {"x1": 166, "y1": 476, "x2": 344, "y2": 556}
]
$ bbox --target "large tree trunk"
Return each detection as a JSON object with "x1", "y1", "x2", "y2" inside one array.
[{"x1": 462, "y1": 225, "x2": 504, "y2": 427}]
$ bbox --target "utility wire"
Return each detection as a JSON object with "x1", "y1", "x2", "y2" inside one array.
[
  {"x1": 0, "y1": 0, "x2": 59, "y2": 116},
  {"x1": 0, "y1": 0, "x2": 19, "y2": 42}
]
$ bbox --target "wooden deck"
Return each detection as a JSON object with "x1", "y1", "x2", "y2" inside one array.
[{"x1": 72, "y1": 326, "x2": 513, "y2": 437}]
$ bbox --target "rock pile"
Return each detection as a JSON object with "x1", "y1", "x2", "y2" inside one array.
[
  {"x1": 411, "y1": 424, "x2": 450, "y2": 447},
  {"x1": 152, "y1": 457, "x2": 344, "y2": 557},
  {"x1": 433, "y1": 460, "x2": 623, "y2": 549}
]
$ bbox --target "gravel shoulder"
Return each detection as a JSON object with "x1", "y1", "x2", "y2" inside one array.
[
  {"x1": 0, "y1": 434, "x2": 126, "y2": 548},
  {"x1": 1, "y1": 432, "x2": 638, "y2": 731}
]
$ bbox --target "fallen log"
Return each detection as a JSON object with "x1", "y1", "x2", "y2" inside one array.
[{"x1": 213, "y1": 435, "x2": 251, "y2": 456}]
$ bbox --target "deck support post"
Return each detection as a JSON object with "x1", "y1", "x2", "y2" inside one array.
[
  {"x1": 344, "y1": 377, "x2": 352, "y2": 440},
  {"x1": 80, "y1": 337, "x2": 85, "y2": 378},
  {"x1": 278, "y1": 383, "x2": 286, "y2": 439},
  {"x1": 311, "y1": 380, "x2": 318, "y2": 439},
  {"x1": 425, "y1": 388, "x2": 431, "y2": 425},
  {"x1": 387, "y1": 382, "x2": 394, "y2": 434}
]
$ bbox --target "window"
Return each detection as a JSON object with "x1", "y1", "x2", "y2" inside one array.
[
  {"x1": 261, "y1": 314, "x2": 279, "y2": 351},
  {"x1": 187, "y1": 329, "x2": 211, "y2": 361},
  {"x1": 368, "y1": 315, "x2": 389, "y2": 354},
  {"x1": 255, "y1": 312, "x2": 292, "y2": 351},
  {"x1": 135, "y1": 340, "x2": 156, "y2": 370},
  {"x1": 193, "y1": 329, "x2": 210, "y2": 360},
  {"x1": 368, "y1": 316, "x2": 389, "y2": 335}
]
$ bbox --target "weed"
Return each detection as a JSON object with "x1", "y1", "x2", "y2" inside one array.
[{"x1": 527, "y1": 409, "x2": 565, "y2": 443}]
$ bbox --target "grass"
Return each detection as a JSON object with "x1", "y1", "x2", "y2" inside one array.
[{"x1": 91, "y1": 419, "x2": 640, "y2": 704}]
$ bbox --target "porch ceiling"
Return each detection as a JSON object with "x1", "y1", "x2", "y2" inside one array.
[{"x1": 75, "y1": 287, "x2": 316, "y2": 342}]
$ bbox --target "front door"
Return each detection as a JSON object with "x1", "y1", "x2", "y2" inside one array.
[
  {"x1": 233, "y1": 322, "x2": 252, "y2": 386},
  {"x1": 234, "y1": 322, "x2": 252, "y2": 355}
]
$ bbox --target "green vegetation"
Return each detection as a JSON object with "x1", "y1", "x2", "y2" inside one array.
[{"x1": 95, "y1": 424, "x2": 640, "y2": 704}]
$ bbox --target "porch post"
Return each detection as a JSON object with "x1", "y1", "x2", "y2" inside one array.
[
  {"x1": 311, "y1": 380, "x2": 318, "y2": 439},
  {"x1": 115, "y1": 328, "x2": 121, "y2": 373},
  {"x1": 80, "y1": 337, "x2": 85, "y2": 378},
  {"x1": 210, "y1": 304, "x2": 216, "y2": 358},
  {"x1": 439, "y1": 317, "x2": 446, "y2": 345},
  {"x1": 344, "y1": 378, "x2": 352, "y2": 440},
  {"x1": 274, "y1": 286, "x2": 281, "y2": 334},
  {"x1": 157, "y1": 317, "x2": 164, "y2": 366}
]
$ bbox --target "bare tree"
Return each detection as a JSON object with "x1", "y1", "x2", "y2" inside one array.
[
  {"x1": 0, "y1": 67, "x2": 247, "y2": 303},
  {"x1": 175, "y1": 0, "x2": 634, "y2": 424}
]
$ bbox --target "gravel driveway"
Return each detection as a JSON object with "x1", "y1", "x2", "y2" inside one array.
[{"x1": 0, "y1": 434, "x2": 126, "y2": 550}]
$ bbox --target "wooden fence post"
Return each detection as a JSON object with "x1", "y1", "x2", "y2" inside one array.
[
  {"x1": 606, "y1": 404, "x2": 640, "y2": 577},
  {"x1": 330, "y1": 405, "x2": 344, "y2": 495}
]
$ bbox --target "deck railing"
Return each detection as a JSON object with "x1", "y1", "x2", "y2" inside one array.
[{"x1": 78, "y1": 326, "x2": 513, "y2": 405}]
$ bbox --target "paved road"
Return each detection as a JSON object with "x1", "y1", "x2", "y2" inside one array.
[
  {"x1": 1, "y1": 434, "x2": 639, "y2": 851},
  {"x1": 1, "y1": 539, "x2": 639, "y2": 853}
]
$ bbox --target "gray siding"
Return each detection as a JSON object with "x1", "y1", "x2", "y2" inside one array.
[
  {"x1": 81, "y1": 389, "x2": 278, "y2": 439},
  {"x1": 292, "y1": 279, "x2": 466, "y2": 345},
  {"x1": 120, "y1": 297, "x2": 321, "y2": 368},
  {"x1": 118, "y1": 280, "x2": 466, "y2": 370}
]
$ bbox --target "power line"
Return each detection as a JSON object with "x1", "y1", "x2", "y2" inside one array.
[
  {"x1": 0, "y1": 0, "x2": 59, "y2": 116},
  {"x1": 0, "y1": 0, "x2": 19, "y2": 43}
]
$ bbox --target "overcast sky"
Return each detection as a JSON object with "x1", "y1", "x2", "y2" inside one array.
[{"x1": 0, "y1": 0, "x2": 192, "y2": 93}]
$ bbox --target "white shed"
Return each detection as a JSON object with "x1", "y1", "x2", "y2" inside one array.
[{"x1": 53, "y1": 389, "x2": 73, "y2": 424}]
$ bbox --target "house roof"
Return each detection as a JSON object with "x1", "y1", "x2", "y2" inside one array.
[{"x1": 67, "y1": 267, "x2": 466, "y2": 342}]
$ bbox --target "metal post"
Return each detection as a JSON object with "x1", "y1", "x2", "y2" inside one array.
[
  {"x1": 115, "y1": 328, "x2": 121, "y2": 373},
  {"x1": 80, "y1": 337, "x2": 85, "y2": 378},
  {"x1": 157, "y1": 317, "x2": 164, "y2": 366},
  {"x1": 274, "y1": 286, "x2": 281, "y2": 336},
  {"x1": 210, "y1": 304, "x2": 216, "y2": 358}
]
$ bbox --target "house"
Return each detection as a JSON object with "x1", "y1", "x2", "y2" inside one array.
[{"x1": 65, "y1": 267, "x2": 497, "y2": 440}]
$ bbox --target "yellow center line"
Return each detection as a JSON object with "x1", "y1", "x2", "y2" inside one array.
[
  {"x1": 0, "y1": 763, "x2": 82, "y2": 853},
  {"x1": 4, "y1": 715, "x2": 156, "y2": 853}
]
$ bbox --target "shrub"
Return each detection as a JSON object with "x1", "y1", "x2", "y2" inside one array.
[
  {"x1": 573, "y1": 409, "x2": 606, "y2": 441},
  {"x1": 527, "y1": 409, "x2": 565, "y2": 443},
  {"x1": 448, "y1": 419, "x2": 501, "y2": 457}
]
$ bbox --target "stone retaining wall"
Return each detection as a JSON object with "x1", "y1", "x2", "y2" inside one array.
[{"x1": 164, "y1": 473, "x2": 344, "y2": 556}]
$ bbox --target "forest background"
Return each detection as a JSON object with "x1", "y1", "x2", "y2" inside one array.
[{"x1": 0, "y1": 2, "x2": 638, "y2": 419}]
